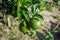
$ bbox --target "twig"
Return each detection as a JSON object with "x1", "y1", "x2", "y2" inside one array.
[
  {"x1": 7, "y1": 15, "x2": 11, "y2": 27},
  {"x1": 53, "y1": 21, "x2": 60, "y2": 32}
]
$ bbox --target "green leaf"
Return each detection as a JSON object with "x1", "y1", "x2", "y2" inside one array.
[
  {"x1": 31, "y1": 0, "x2": 42, "y2": 4},
  {"x1": 17, "y1": 8, "x2": 22, "y2": 20},
  {"x1": 21, "y1": 20, "x2": 27, "y2": 27},
  {"x1": 31, "y1": 30, "x2": 36, "y2": 36},
  {"x1": 40, "y1": 6, "x2": 45, "y2": 12},
  {"x1": 17, "y1": 13, "x2": 22, "y2": 20},
  {"x1": 57, "y1": 1, "x2": 60, "y2": 6},
  {"x1": 40, "y1": 38, "x2": 45, "y2": 40},
  {"x1": 40, "y1": 1, "x2": 45, "y2": 12},
  {"x1": 22, "y1": 10, "x2": 29, "y2": 21},
  {"x1": 24, "y1": 1, "x2": 32, "y2": 7},
  {"x1": 20, "y1": 26, "x2": 29, "y2": 33},
  {"x1": 45, "y1": 31, "x2": 54, "y2": 40},
  {"x1": 17, "y1": 1, "x2": 22, "y2": 8},
  {"x1": 32, "y1": 4, "x2": 38, "y2": 14},
  {"x1": 33, "y1": 14, "x2": 43, "y2": 21},
  {"x1": 0, "y1": 0, "x2": 2, "y2": 4},
  {"x1": 45, "y1": 3, "x2": 52, "y2": 11},
  {"x1": 0, "y1": 25, "x2": 3, "y2": 31},
  {"x1": 52, "y1": 15, "x2": 60, "y2": 20}
]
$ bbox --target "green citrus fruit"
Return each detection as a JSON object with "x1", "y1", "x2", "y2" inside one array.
[{"x1": 30, "y1": 18, "x2": 41, "y2": 29}]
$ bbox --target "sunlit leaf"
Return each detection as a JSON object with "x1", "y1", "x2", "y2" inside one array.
[
  {"x1": 57, "y1": 0, "x2": 60, "y2": 5},
  {"x1": 0, "y1": 0, "x2": 2, "y2": 4},
  {"x1": 17, "y1": 8, "x2": 22, "y2": 20},
  {"x1": 22, "y1": 10, "x2": 29, "y2": 21}
]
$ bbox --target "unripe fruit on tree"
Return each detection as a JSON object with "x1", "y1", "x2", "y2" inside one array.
[{"x1": 30, "y1": 18, "x2": 42, "y2": 29}]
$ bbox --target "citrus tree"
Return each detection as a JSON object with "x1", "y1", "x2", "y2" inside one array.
[{"x1": 0, "y1": 0, "x2": 54, "y2": 36}]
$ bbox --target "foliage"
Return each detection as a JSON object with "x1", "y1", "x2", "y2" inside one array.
[
  {"x1": 0, "y1": 0, "x2": 2, "y2": 4},
  {"x1": 45, "y1": 31, "x2": 54, "y2": 40},
  {"x1": 54, "y1": 0, "x2": 60, "y2": 6},
  {"x1": 40, "y1": 1, "x2": 53, "y2": 11},
  {"x1": 57, "y1": 0, "x2": 60, "y2": 6},
  {"x1": 45, "y1": 2, "x2": 52, "y2": 11},
  {"x1": 0, "y1": 0, "x2": 55, "y2": 36},
  {"x1": 40, "y1": 31, "x2": 54, "y2": 40},
  {"x1": 52, "y1": 15, "x2": 60, "y2": 20},
  {"x1": 10, "y1": 27, "x2": 17, "y2": 36},
  {"x1": 0, "y1": 25, "x2": 3, "y2": 31}
]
